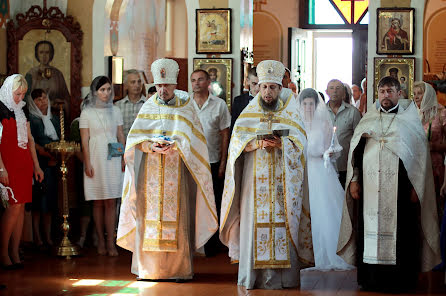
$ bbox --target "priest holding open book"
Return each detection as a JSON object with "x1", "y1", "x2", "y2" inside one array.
[
  {"x1": 220, "y1": 60, "x2": 314, "y2": 289},
  {"x1": 117, "y1": 58, "x2": 218, "y2": 282}
]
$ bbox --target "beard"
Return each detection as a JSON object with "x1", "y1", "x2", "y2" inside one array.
[{"x1": 260, "y1": 96, "x2": 279, "y2": 111}]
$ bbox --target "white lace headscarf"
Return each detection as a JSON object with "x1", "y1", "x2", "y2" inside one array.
[
  {"x1": 0, "y1": 74, "x2": 28, "y2": 149},
  {"x1": 82, "y1": 76, "x2": 114, "y2": 109},
  {"x1": 297, "y1": 88, "x2": 343, "y2": 167},
  {"x1": 27, "y1": 90, "x2": 59, "y2": 141},
  {"x1": 416, "y1": 81, "x2": 438, "y2": 125}
]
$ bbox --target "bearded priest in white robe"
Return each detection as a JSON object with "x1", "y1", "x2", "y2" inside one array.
[
  {"x1": 117, "y1": 58, "x2": 218, "y2": 281},
  {"x1": 337, "y1": 76, "x2": 441, "y2": 292},
  {"x1": 220, "y1": 60, "x2": 314, "y2": 290}
]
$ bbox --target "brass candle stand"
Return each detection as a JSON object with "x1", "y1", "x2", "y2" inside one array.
[{"x1": 45, "y1": 106, "x2": 80, "y2": 259}]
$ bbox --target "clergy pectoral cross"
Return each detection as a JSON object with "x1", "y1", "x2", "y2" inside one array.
[
  {"x1": 260, "y1": 112, "x2": 280, "y2": 131},
  {"x1": 379, "y1": 137, "x2": 387, "y2": 150}
]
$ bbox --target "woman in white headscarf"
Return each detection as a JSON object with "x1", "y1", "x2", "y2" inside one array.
[
  {"x1": 27, "y1": 88, "x2": 60, "y2": 249},
  {"x1": 80, "y1": 76, "x2": 125, "y2": 256},
  {"x1": 0, "y1": 74, "x2": 44, "y2": 269},
  {"x1": 297, "y1": 88, "x2": 353, "y2": 271},
  {"x1": 413, "y1": 82, "x2": 446, "y2": 220}
]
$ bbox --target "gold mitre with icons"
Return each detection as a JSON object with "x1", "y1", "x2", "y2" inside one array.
[
  {"x1": 257, "y1": 60, "x2": 285, "y2": 86},
  {"x1": 151, "y1": 58, "x2": 179, "y2": 85}
]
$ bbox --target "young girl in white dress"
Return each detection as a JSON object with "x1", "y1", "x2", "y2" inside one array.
[
  {"x1": 80, "y1": 76, "x2": 125, "y2": 256},
  {"x1": 297, "y1": 88, "x2": 353, "y2": 270}
]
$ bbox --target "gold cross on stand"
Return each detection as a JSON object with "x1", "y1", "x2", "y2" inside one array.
[{"x1": 260, "y1": 112, "x2": 280, "y2": 131}]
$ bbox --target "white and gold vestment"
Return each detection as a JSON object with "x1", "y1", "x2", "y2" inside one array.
[
  {"x1": 117, "y1": 93, "x2": 218, "y2": 280},
  {"x1": 220, "y1": 93, "x2": 314, "y2": 289}
]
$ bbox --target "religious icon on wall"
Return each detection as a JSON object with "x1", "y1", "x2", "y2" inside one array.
[
  {"x1": 196, "y1": 9, "x2": 232, "y2": 54},
  {"x1": 376, "y1": 8, "x2": 414, "y2": 55},
  {"x1": 193, "y1": 58, "x2": 232, "y2": 110},
  {"x1": 18, "y1": 30, "x2": 71, "y2": 116},
  {"x1": 374, "y1": 57, "x2": 415, "y2": 100}
]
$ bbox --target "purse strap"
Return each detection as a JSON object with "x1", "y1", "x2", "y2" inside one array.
[{"x1": 93, "y1": 108, "x2": 115, "y2": 143}]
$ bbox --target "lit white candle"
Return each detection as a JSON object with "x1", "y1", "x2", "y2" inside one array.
[{"x1": 331, "y1": 126, "x2": 337, "y2": 146}]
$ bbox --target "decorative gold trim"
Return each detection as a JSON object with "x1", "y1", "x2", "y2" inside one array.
[
  {"x1": 256, "y1": 222, "x2": 286, "y2": 227},
  {"x1": 253, "y1": 149, "x2": 258, "y2": 264},
  {"x1": 158, "y1": 154, "x2": 164, "y2": 240},
  {"x1": 122, "y1": 181, "x2": 130, "y2": 201},
  {"x1": 254, "y1": 261, "x2": 291, "y2": 269},
  {"x1": 127, "y1": 129, "x2": 211, "y2": 172},
  {"x1": 234, "y1": 126, "x2": 258, "y2": 133},
  {"x1": 282, "y1": 139, "x2": 297, "y2": 252},
  {"x1": 176, "y1": 155, "x2": 181, "y2": 249},
  {"x1": 153, "y1": 95, "x2": 190, "y2": 108},
  {"x1": 220, "y1": 137, "x2": 256, "y2": 229},
  {"x1": 269, "y1": 150, "x2": 274, "y2": 263},
  {"x1": 136, "y1": 113, "x2": 206, "y2": 144},
  {"x1": 176, "y1": 147, "x2": 218, "y2": 224},
  {"x1": 141, "y1": 152, "x2": 181, "y2": 252},
  {"x1": 238, "y1": 113, "x2": 306, "y2": 137},
  {"x1": 143, "y1": 238, "x2": 178, "y2": 252},
  {"x1": 117, "y1": 227, "x2": 136, "y2": 243}
]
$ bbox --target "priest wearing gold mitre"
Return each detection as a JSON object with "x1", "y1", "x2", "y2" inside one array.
[
  {"x1": 220, "y1": 60, "x2": 314, "y2": 289},
  {"x1": 337, "y1": 76, "x2": 441, "y2": 292},
  {"x1": 117, "y1": 58, "x2": 218, "y2": 281}
]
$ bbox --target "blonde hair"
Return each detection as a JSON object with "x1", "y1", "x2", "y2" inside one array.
[
  {"x1": 413, "y1": 81, "x2": 425, "y2": 93},
  {"x1": 12, "y1": 74, "x2": 28, "y2": 92}
]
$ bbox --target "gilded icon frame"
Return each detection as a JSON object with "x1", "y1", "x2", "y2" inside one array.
[
  {"x1": 193, "y1": 58, "x2": 232, "y2": 109},
  {"x1": 374, "y1": 57, "x2": 415, "y2": 100},
  {"x1": 376, "y1": 8, "x2": 414, "y2": 55},
  {"x1": 196, "y1": 9, "x2": 232, "y2": 54}
]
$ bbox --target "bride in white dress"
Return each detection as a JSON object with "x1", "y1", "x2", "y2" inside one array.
[{"x1": 297, "y1": 88, "x2": 353, "y2": 270}]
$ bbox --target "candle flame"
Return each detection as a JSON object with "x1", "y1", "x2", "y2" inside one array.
[{"x1": 333, "y1": 126, "x2": 337, "y2": 133}]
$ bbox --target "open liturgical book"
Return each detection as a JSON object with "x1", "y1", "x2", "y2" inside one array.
[
  {"x1": 149, "y1": 135, "x2": 175, "y2": 146},
  {"x1": 255, "y1": 129, "x2": 290, "y2": 140}
]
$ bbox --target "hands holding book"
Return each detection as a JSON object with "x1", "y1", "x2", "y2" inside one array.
[{"x1": 258, "y1": 136, "x2": 282, "y2": 152}]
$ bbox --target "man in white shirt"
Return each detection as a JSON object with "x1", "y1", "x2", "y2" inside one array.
[
  {"x1": 352, "y1": 84, "x2": 361, "y2": 108},
  {"x1": 115, "y1": 69, "x2": 147, "y2": 138},
  {"x1": 190, "y1": 69, "x2": 231, "y2": 256}
]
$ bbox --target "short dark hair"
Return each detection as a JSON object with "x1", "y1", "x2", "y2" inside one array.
[
  {"x1": 191, "y1": 69, "x2": 210, "y2": 80},
  {"x1": 31, "y1": 88, "x2": 46, "y2": 100},
  {"x1": 299, "y1": 88, "x2": 319, "y2": 108},
  {"x1": 35, "y1": 40, "x2": 55, "y2": 62},
  {"x1": 148, "y1": 86, "x2": 156, "y2": 93},
  {"x1": 248, "y1": 67, "x2": 257, "y2": 77},
  {"x1": 378, "y1": 76, "x2": 401, "y2": 91}
]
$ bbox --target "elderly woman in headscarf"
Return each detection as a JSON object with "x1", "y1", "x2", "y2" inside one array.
[
  {"x1": 27, "y1": 88, "x2": 60, "y2": 249},
  {"x1": 414, "y1": 81, "x2": 446, "y2": 239},
  {"x1": 0, "y1": 74, "x2": 44, "y2": 269},
  {"x1": 80, "y1": 76, "x2": 125, "y2": 256}
]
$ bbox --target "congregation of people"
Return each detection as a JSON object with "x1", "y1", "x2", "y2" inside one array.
[{"x1": 1, "y1": 57, "x2": 446, "y2": 292}]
